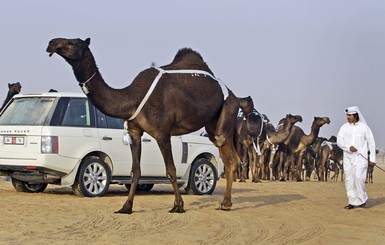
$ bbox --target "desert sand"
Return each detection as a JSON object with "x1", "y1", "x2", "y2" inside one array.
[{"x1": 1, "y1": 164, "x2": 385, "y2": 245}]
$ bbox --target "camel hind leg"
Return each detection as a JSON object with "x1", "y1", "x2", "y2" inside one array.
[{"x1": 156, "y1": 138, "x2": 185, "y2": 213}]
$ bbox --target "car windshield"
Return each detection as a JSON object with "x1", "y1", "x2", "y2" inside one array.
[{"x1": 0, "y1": 97, "x2": 56, "y2": 125}]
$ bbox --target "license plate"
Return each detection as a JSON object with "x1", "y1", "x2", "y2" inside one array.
[{"x1": 3, "y1": 136, "x2": 25, "y2": 145}]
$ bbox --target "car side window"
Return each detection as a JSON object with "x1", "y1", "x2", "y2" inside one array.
[
  {"x1": 106, "y1": 115, "x2": 124, "y2": 129},
  {"x1": 62, "y1": 98, "x2": 90, "y2": 127},
  {"x1": 96, "y1": 110, "x2": 107, "y2": 128},
  {"x1": 96, "y1": 109, "x2": 123, "y2": 129}
]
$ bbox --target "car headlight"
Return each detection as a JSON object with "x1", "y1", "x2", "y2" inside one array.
[{"x1": 41, "y1": 136, "x2": 58, "y2": 154}]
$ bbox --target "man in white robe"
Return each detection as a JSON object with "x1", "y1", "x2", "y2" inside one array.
[{"x1": 337, "y1": 106, "x2": 376, "y2": 209}]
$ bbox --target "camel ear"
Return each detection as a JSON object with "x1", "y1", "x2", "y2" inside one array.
[
  {"x1": 8, "y1": 83, "x2": 11, "y2": 88},
  {"x1": 85, "y1": 38, "x2": 91, "y2": 46}
]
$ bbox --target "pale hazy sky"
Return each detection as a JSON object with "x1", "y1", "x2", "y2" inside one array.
[{"x1": 1, "y1": 1, "x2": 385, "y2": 148}]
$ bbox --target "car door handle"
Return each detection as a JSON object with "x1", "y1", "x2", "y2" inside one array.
[
  {"x1": 142, "y1": 138, "x2": 151, "y2": 142},
  {"x1": 102, "y1": 136, "x2": 112, "y2": 140}
]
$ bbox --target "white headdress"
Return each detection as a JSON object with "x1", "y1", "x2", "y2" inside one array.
[{"x1": 345, "y1": 105, "x2": 367, "y2": 125}]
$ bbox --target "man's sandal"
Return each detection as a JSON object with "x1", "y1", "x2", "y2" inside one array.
[
  {"x1": 344, "y1": 204, "x2": 355, "y2": 209},
  {"x1": 358, "y1": 202, "x2": 366, "y2": 208}
]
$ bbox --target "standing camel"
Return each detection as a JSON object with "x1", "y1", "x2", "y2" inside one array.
[
  {"x1": 1, "y1": 82, "x2": 22, "y2": 111},
  {"x1": 316, "y1": 136, "x2": 343, "y2": 181},
  {"x1": 234, "y1": 106, "x2": 264, "y2": 183},
  {"x1": 46, "y1": 37, "x2": 252, "y2": 214},
  {"x1": 278, "y1": 116, "x2": 330, "y2": 181},
  {"x1": 235, "y1": 112, "x2": 302, "y2": 182},
  {"x1": 263, "y1": 114, "x2": 303, "y2": 180}
]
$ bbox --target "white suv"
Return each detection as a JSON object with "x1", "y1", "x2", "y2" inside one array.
[{"x1": 0, "y1": 92, "x2": 223, "y2": 197}]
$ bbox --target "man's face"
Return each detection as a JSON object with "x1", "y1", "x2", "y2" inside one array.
[{"x1": 346, "y1": 113, "x2": 357, "y2": 124}]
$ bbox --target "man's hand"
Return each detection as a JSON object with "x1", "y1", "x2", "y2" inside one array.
[{"x1": 349, "y1": 146, "x2": 357, "y2": 152}]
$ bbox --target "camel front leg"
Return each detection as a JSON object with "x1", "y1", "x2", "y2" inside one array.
[
  {"x1": 250, "y1": 147, "x2": 261, "y2": 183},
  {"x1": 157, "y1": 138, "x2": 185, "y2": 213},
  {"x1": 237, "y1": 142, "x2": 248, "y2": 182},
  {"x1": 296, "y1": 153, "x2": 304, "y2": 181},
  {"x1": 277, "y1": 151, "x2": 286, "y2": 181},
  {"x1": 219, "y1": 144, "x2": 238, "y2": 210},
  {"x1": 115, "y1": 133, "x2": 142, "y2": 214},
  {"x1": 268, "y1": 146, "x2": 277, "y2": 180},
  {"x1": 213, "y1": 91, "x2": 240, "y2": 210}
]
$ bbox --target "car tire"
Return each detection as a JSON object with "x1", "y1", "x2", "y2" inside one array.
[
  {"x1": 72, "y1": 156, "x2": 111, "y2": 197},
  {"x1": 124, "y1": 183, "x2": 154, "y2": 192},
  {"x1": 185, "y1": 158, "x2": 218, "y2": 195},
  {"x1": 11, "y1": 178, "x2": 48, "y2": 193}
]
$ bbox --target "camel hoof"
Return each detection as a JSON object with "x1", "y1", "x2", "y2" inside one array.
[
  {"x1": 217, "y1": 204, "x2": 231, "y2": 211},
  {"x1": 114, "y1": 208, "x2": 132, "y2": 214},
  {"x1": 296, "y1": 178, "x2": 303, "y2": 182},
  {"x1": 169, "y1": 206, "x2": 186, "y2": 213}
]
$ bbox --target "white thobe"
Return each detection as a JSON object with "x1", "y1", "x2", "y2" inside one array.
[{"x1": 337, "y1": 121, "x2": 376, "y2": 206}]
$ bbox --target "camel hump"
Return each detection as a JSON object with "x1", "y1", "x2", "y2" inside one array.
[{"x1": 169, "y1": 48, "x2": 211, "y2": 71}]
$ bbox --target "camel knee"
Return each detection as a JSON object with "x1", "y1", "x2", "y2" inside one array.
[
  {"x1": 214, "y1": 134, "x2": 226, "y2": 147},
  {"x1": 166, "y1": 173, "x2": 176, "y2": 183}
]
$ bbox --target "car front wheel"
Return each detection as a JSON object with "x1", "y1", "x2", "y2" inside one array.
[
  {"x1": 185, "y1": 158, "x2": 218, "y2": 195},
  {"x1": 11, "y1": 178, "x2": 48, "y2": 193},
  {"x1": 72, "y1": 156, "x2": 111, "y2": 197}
]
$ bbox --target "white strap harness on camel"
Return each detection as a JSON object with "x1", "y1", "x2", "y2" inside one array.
[
  {"x1": 80, "y1": 72, "x2": 97, "y2": 94},
  {"x1": 321, "y1": 140, "x2": 336, "y2": 151},
  {"x1": 252, "y1": 112, "x2": 264, "y2": 156},
  {"x1": 128, "y1": 67, "x2": 229, "y2": 121}
]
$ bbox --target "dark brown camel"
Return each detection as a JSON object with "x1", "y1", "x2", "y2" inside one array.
[
  {"x1": 316, "y1": 136, "x2": 343, "y2": 181},
  {"x1": 235, "y1": 112, "x2": 302, "y2": 182},
  {"x1": 300, "y1": 137, "x2": 327, "y2": 181},
  {"x1": 1, "y1": 82, "x2": 22, "y2": 111},
  {"x1": 46, "y1": 37, "x2": 252, "y2": 214},
  {"x1": 277, "y1": 116, "x2": 330, "y2": 181},
  {"x1": 271, "y1": 115, "x2": 306, "y2": 181},
  {"x1": 234, "y1": 106, "x2": 265, "y2": 183},
  {"x1": 263, "y1": 114, "x2": 303, "y2": 180}
]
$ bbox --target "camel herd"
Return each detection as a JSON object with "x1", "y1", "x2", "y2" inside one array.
[
  {"x1": 0, "y1": 38, "x2": 374, "y2": 214},
  {"x1": 234, "y1": 109, "x2": 375, "y2": 185}
]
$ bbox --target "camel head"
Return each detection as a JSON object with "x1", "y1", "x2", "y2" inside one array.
[
  {"x1": 286, "y1": 114, "x2": 303, "y2": 124},
  {"x1": 46, "y1": 38, "x2": 91, "y2": 60},
  {"x1": 314, "y1": 116, "x2": 331, "y2": 126},
  {"x1": 8, "y1": 82, "x2": 21, "y2": 94},
  {"x1": 238, "y1": 96, "x2": 254, "y2": 115}
]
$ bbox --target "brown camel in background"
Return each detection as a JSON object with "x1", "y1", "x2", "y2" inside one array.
[
  {"x1": 0, "y1": 82, "x2": 22, "y2": 112},
  {"x1": 301, "y1": 137, "x2": 327, "y2": 181},
  {"x1": 316, "y1": 135, "x2": 343, "y2": 181},
  {"x1": 277, "y1": 116, "x2": 330, "y2": 181},
  {"x1": 46, "y1": 37, "x2": 253, "y2": 214},
  {"x1": 234, "y1": 110, "x2": 302, "y2": 183},
  {"x1": 234, "y1": 107, "x2": 265, "y2": 183},
  {"x1": 264, "y1": 114, "x2": 303, "y2": 180}
]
